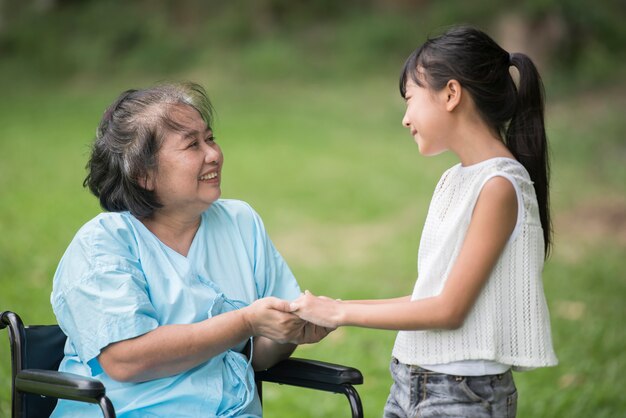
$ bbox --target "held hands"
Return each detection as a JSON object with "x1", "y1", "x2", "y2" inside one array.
[
  {"x1": 295, "y1": 321, "x2": 335, "y2": 344},
  {"x1": 289, "y1": 290, "x2": 343, "y2": 329},
  {"x1": 243, "y1": 297, "x2": 333, "y2": 345},
  {"x1": 243, "y1": 297, "x2": 304, "y2": 344}
]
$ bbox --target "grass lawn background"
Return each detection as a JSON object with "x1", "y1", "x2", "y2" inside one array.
[{"x1": 1, "y1": 4, "x2": 625, "y2": 416}]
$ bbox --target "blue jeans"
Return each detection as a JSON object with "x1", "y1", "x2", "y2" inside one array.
[{"x1": 383, "y1": 358, "x2": 517, "y2": 418}]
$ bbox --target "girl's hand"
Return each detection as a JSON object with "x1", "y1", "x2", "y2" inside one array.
[
  {"x1": 290, "y1": 290, "x2": 343, "y2": 329},
  {"x1": 243, "y1": 297, "x2": 305, "y2": 344}
]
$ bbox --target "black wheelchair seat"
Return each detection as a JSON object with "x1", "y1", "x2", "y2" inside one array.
[{"x1": 2, "y1": 311, "x2": 364, "y2": 418}]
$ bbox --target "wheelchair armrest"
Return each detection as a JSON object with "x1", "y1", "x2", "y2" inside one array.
[
  {"x1": 15, "y1": 369, "x2": 106, "y2": 404},
  {"x1": 257, "y1": 358, "x2": 365, "y2": 417},
  {"x1": 256, "y1": 357, "x2": 363, "y2": 389}
]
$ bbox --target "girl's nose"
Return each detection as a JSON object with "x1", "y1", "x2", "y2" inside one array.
[{"x1": 402, "y1": 113, "x2": 410, "y2": 128}]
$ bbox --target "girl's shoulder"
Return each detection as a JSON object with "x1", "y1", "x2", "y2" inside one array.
[
  {"x1": 452, "y1": 157, "x2": 530, "y2": 182},
  {"x1": 489, "y1": 158, "x2": 533, "y2": 186},
  {"x1": 456, "y1": 157, "x2": 523, "y2": 171},
  {"x1": 490, "y1": 157, "x2": 528, "y2": 173},
  {"x1": 434, "y1": 158, "x2": 532, "y2": 205}
]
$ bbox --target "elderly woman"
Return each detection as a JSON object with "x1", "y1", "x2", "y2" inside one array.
[{"x1": 50, "y1": 82, "x2": 327, "y2": 417}]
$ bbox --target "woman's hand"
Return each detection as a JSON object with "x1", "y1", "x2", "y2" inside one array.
[
  {"x1": 243, "y1": 297, "x2": 305, "y2": 344},
  {"x1": 249, "y1": 298, "x2": 334, "y2": 371},
  {"x1": 245, "y1": 297, "x2": 317, "y2": 371},
  {"x1": 293, "y1": 322, "x2": 335, "y2": 344},
  {"x1": 290, "y1": 290, "x2": 343, "y2": 329}
]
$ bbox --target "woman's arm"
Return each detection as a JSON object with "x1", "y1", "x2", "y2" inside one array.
[
  {"x1": 99, "y1": 297, "x2": 303, "y2": 382},
  {"x1": 251, "y1": 337, "x2": 296, "y2": 371},
  {"x1": 293, "y1": 177, "x2": 518, "y2": 330},
  {"x1": 251, "y1": 321, "x2": 334, "y2": 371}
]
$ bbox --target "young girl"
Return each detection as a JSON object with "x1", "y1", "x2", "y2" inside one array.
[{"x1": 291, "y1": 26, "x2": 558, "y2": 417}]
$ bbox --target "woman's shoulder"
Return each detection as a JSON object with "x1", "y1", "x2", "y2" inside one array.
[
  {"x1": 206, "y1": 199, "x2": 259, "y2": 220},
  {"x1": 204, "y1": 199, "x2": 266, "y2": 234},
  {"x1": 53, "y1": 212, "x2": 141, "y2": 296},
  {"x1": 74, "y1": 211, "x2": 137, "y2": 242},
  {"x1": 209, "y1": 198, "x2": 254, "y2": 211},
  {"x1": 64, "y1": 212, "x2": 140, "y2": 262}
]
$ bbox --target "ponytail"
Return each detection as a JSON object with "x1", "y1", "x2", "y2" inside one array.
[
  {"x1": 400, "y1": 27, "x2": 553, "y2": 257},
  {"x1": 507, "y1": 53, "x2": 552, "y2": 257}
]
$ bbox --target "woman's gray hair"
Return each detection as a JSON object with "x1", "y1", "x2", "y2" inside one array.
[{"x1": 84, "y1": 82, "x2": 214, "y2": 218}]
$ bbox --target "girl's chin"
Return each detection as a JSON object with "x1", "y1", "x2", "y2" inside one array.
[{"x1": 415, "y1": 140, "x2": 446, "y2": 157}]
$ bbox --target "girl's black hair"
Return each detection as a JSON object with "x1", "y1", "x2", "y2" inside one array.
[
  {"x1": 400, "y1": 26, "x2": 552, "y2": 257},
  {"x1": 84, "y1": 82, "x2": 214, "y2": 218}
]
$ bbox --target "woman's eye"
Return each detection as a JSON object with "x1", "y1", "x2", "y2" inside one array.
[{"x1": 206, "y1": 136, "x2": 216, "y2": 143}]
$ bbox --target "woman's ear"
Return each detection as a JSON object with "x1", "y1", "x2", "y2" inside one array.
[
  {"x1": 445, "y1": 79, "x2": 462, "y2": 112},
  {"x1": 139, "y1": 172, "x2": 155, "y2": 191}
]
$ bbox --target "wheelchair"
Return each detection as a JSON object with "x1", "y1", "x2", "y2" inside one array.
[{"x1": 1, "y1": 311, "x2": 364, "y2": 417}]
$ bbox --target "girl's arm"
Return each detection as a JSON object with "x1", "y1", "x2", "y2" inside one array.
[
  {"x1": 341, "y1": 295, "x2": 412, "y2": 304},
  {"x1": 292, "y1": 177, "x2": 518, "y2": 330},
  {"x1": 99, "y1": 297, "x2": 303, "y2": 382}
]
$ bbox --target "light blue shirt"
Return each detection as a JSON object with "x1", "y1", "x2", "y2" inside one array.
[{"x1": 50, "y1": 199, "x2": 301, "y2": 417}]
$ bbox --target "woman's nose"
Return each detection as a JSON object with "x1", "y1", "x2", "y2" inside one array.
[{"x1": 203, "y1": 144, "x2": 221, "y2": 164}]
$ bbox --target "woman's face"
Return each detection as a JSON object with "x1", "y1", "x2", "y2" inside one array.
[
  {"x1": 148, "y1": 104, "x2": 223, "y2": 216},
  {"x1": 401, "y1": 78, "x2": 451, "y2": 156}
]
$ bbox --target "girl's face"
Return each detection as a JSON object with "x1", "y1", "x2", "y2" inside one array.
[
  {"x1": 401, "y1": 77, "x2": 452, "y2": 156},
  {"x1": 148, "y1": 104, "x2": 223, "y2": 216}
]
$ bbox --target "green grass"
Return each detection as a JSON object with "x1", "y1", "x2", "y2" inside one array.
[{"x1": 1, "y1": 46, "x2": 625, "y2": 418}]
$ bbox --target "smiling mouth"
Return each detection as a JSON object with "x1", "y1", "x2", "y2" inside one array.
[{"x1": 198, "y1": 172, "x2": 218, "y2": 181}]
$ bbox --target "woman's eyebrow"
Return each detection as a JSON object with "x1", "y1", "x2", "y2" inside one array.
[
  {"x1": 182, "y1": 129, "x2": 200, "y2": 140},
  {"x1": 182, "y1": 128, "x2": 212, "y2": 140}
]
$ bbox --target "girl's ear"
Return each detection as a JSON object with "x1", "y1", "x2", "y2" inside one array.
[{"x1": 445, "y1": 79, "x2": 462, "y2": 111}]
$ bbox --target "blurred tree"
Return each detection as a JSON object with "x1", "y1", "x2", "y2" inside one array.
[{"x1": 0, "y1": 0, "x2": 623, "y2": 89}]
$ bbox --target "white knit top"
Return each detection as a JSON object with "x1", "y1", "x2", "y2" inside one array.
[{"x1": 392, "y1": 158, "x2": 558, "y2": 370}]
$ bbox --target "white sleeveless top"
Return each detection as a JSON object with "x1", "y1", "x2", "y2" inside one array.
[{"x1": 392, "y1": 158, "x2": 558, "y2": 371}]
